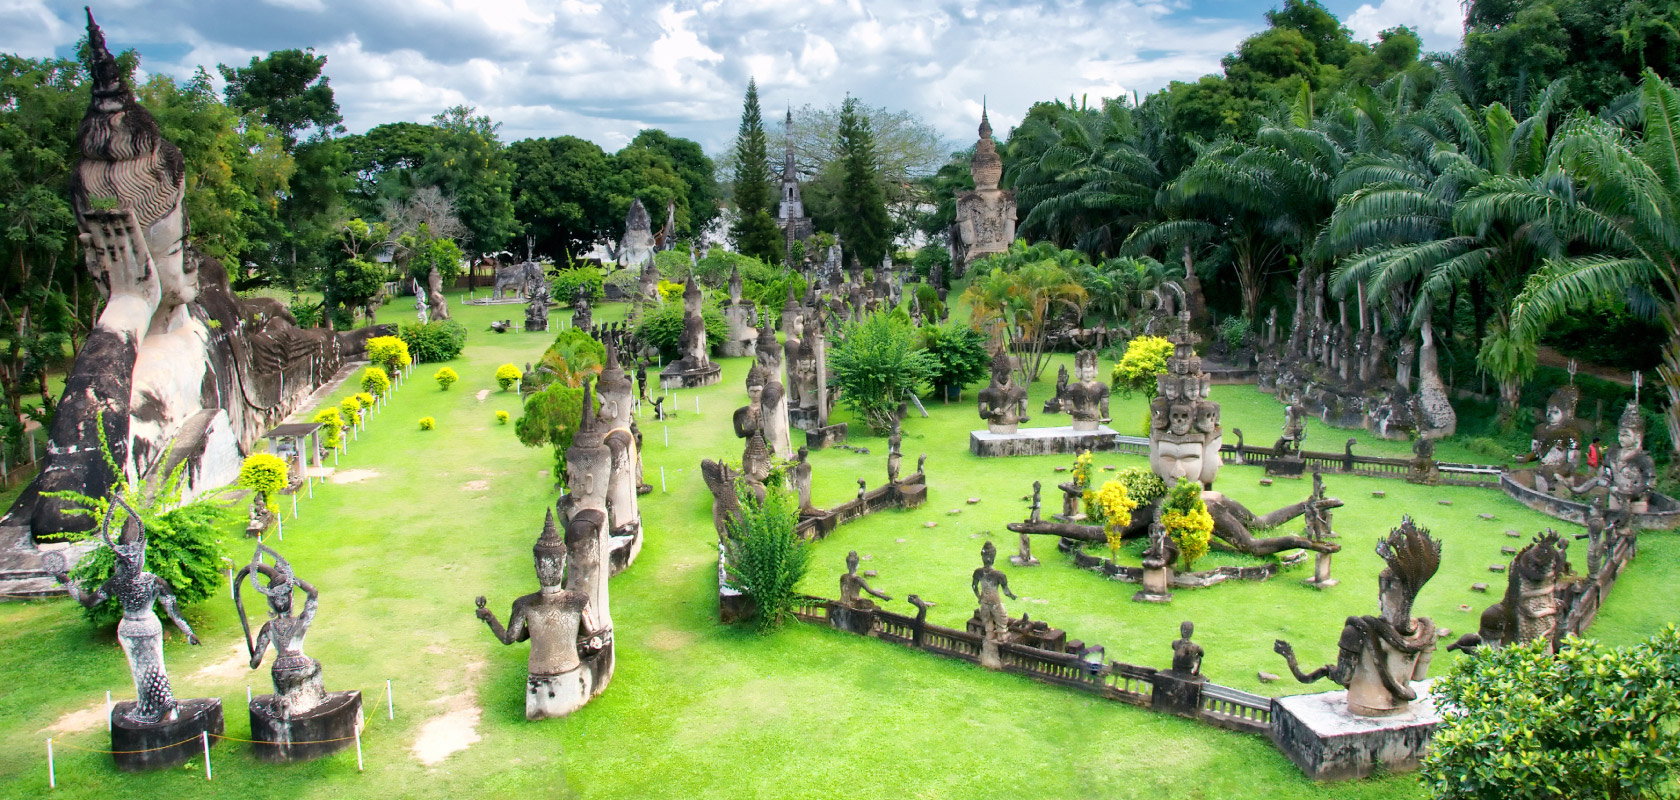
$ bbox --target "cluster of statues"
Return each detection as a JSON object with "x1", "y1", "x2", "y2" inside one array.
[
  {"x1": 1040, "y1": 349, "x2": 1111, "y2": 431},
  {"x1": 658, "y1": 273, "x2": 722, "y2": 388}
]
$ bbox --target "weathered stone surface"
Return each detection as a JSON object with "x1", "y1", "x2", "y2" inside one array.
[
  {"x1": 1270, "y1": 684, "x2": 1441, "y2": 781},
  {"x1": 970, "y1": 426, "x2": 1120, "y2": 457},
  {"x1": 1471, "y1": 583, "x2": 1489, "y2": 592},
  {"x1": 111, "y1": 698, "x2": 223, "y2": 772},
  {"x1": 248, "y1": 690, "x2": 361, "y2": 762}
]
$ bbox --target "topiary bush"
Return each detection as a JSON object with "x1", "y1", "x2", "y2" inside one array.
[
  {"x1": 495, "y1": 410, "x2": 510, "y2": 424},
  {"x1": 495, "y1": 363, "x2": 522, "y2": 392},
  {"x1": 355, "y1": 392, "x2": 375, "y2": 410},
  {"x1": 1091, "y1": 479, "x2": 1138, "y2": 559},
  {"x1": 1112, "y1": 335, "x2": 1174, "y2": 400},
  {"x1": 313, "y1": 408, "x2": 344, "y2": 448},
  {"x1": 551, "y1": 267, "x2": 605, "y2": 305},
  {"x1": 435, "y1": 367, "x2": 459, "y2": 390},
  {"x1": 657, "y1": 279, "x2": 685, "y2": 304},
  {"x1": 1160, "y1": 477, "x2": 1213, "y2": 570},
  {"x1": 418, "y1": 416, "x2": 436, "y2": 430},
  {"x1": 238, "y1": 452, "x2": 289, "y2": 506},
  {"x1": 1112, "y1": 466, "x2": 1166, "y2": 506},
  {"x1": 338, "y1": 397, "x2": 362, "y2": 425},
  {"x1": 921, "y1": 322, "x2": 990, "y2": 399},
  {"x1": 360, "y1": 367, "x2": 391, "y2": 396},
  {"x1": 365, "y1": 335, "x2": 411, "y2": 376},
  {"x1": 399, "y1": 319, "x2": 469, "y2": 363}
]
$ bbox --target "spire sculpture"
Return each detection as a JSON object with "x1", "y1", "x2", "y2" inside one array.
[{"x1": 950, "y1": 103, "x2": 1017, "y2": 276}]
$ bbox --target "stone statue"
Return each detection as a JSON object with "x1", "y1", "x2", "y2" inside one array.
[
  {"x1": 414, "y1": 277, "x2": 430, "y2": 324},
  {"x1": 733, "y1": 380, "x2": 765, "y2": 440},
  {"x1": 1273, "y1": 397, "x2": 1307, "y2": 457},
  {"x1": 235, "y1": 543, "x2": 324, "y2": 717},
  {"x1": 1518, "y1": 385, "x2": 1589, "y2": 492},
  {"x1": 1044, "y1": 364, "x2": 1070, "y2": 414},
  {"x1": 636, "y1": 256, "x2": 660, "y2": 307},
  {"x1": 1010, "y1": 532, "x2": 1039, "y2": 567},
  {"x1": 1135, "y1": 520, "x2": 1179, "y2": 603},
  {"x1": 839, "y1": 550, "x2": 891, "y2": 608},
  {"x1": 1415, "y1": 315, "x2": 1457, "y2": 437},
  {"x1": 245, "y1": 492, "x2": 275, "y2": 537},
  {"x1": 1028, "y1": 480, "x2": 1042, "y2": 523},
  {"x1": 950, "y1": 106, "x2": 1017, "y2": 276},
  {"x1": 595, "y1": 341, "x2": 643, "y2": 566},
  {"x1": 1302, "y1": 472, "x2": 1339, "y2": 588},
  {"x1": 615, "y1": 198, "x2": 656, "y2": 270},
  {"x1": 1148, "y1": 312, "x2": 1220, "y2": 486},
  {"x1": 1607, "y1": 401, "x2": 1656, "y2": 513},
  {"x1": 720, "y1": 265, "x2": 757, "y2": 357},
  {"x1": 1170, "y1": 621, "x2": 1204, "y2": 677},
  {"x1": 977, "y1": 348, "x2": 1030, "y2": 433},
  {"x1": 1275, "y1": 516, "x2": 1441, "y2": 716},
  {"x1": 10, "y1": 12, "x2": 389, "y2": 541},
  {"x1": 427, "y1": 266, "x2": 450, "y2": 321},
  {"x1": 1064, "y1": 349, "x2": 1111, "y2": 431},
  {"x1": 886, "y1": 422, "x2": 903, "y2": 484},
  {"x1": 659, "y1": 273, "x2": 721, "y2": 388},
  {"x1": 635, "y1": 362, "x2": 649, "y2": 403},
  {"x1": 571, "y1": 284, "x2": 592, "y2": 331},
  {"x1": 971, "y1": 540, "x2": 1017, "y2": 669},
  {"x1": 1449, "y1": 531, "x2": 1570, "y2": 655},
  {"x1": 525, "y1": 277, "x2": 551, "y2": 332},
  {"x1": 741, "y1": 431, "x2": 773, "y2": 504},
  {"x1": 790, "y1": 446, "x2": 815, "y2": 512},
  {"x1": 476, "y1": 510, "x2": 603, "y2": 720},
  {"x1": 1578, "y1": 496, "x2": 1609, "y2": 578},
  {"x1": 856, "y1": 477, "x2": 868, "y2": 502},
  {"x1": 753, "y1": 317, "x2": 794, "y2": 457},
  {"x1": 560, "y1": 380, "x2": 615, "y2": 697},
  {"x1": 55, "y1": 498, "x2": 201, "y2": 724}
]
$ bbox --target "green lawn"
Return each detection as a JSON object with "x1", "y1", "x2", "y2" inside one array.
[{"x1": 0, "y1": 290, "x2": 1672, "y2": 799}]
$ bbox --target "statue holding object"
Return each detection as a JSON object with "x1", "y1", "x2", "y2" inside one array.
[{"x1": 977, "y1": 348, "x2": 1030, "y2": 434}]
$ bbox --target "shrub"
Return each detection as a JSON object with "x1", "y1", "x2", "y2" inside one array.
[
  {"x1": 338, "y1": 397, "x2": 362, "y2": 425},
  {"x1": 288, "y1": 297, "x2": 322, "y2": 328},
  {"x1": 1112, "y1": 335, "x2": 1174, "y2": 399},
  {"x1": 921, "y1": 322, "x2": 990, "y2": 398},
  {"x1": 1112, "y1": 467, "x2": 1166, "y2": 506},
  {"x1": 1217, "y1": 316, "x2": 1251, "y2": 350},
  {"x1": 657, "y1": 279, "x2": 685, "y2": 304},
  {"x1": 531, "y1": 328, "x2": 607, "y2": 392},
  {"x1": 1071, "y1": 451, "x2": 1095, "y2": 493},
  {"x1": 365, "y1": 335, "x2": 411, "y2": 376},
  {"x1": 552, "y1": 267, "x2": 605, "y2": 305},
  {"x1": 238, "y1": 452, "x2": 289, "y2": 506},
  {"x1": 399, "y1": 319, "x2": 469, "y2": 363},
  {"x1": 355, "y1": 392, "x2": 375, "y2": 410},
  {"x1": 1421, "y1": 627, "x2": 1680, "y2": 800},
  {"x1": 829, "y1": 311, "x2": 937, "y2": 433},
  {"x1": 723, "y1": 484, "x2": 811, "y2": 632},
  {"x1": 604, "y1": 268, "x2": 639, "y2": 297},
  {"x1": 912, "y1": 245, "x2": 952, "y2": 287},
  {"x1": 515, "y1": 383, "x2": 597, "y2": 486},
  {"x1": 1160, "y1": 478, "x2": 1213, "y2": 570},
  {"x1": 495, "y1": 363, "x2": 522, "y2": 392},
  {"x1": 435, "y1": 367, "x2": 460, "y2": 390},
  {"x1": 360, "y1": 367, "x2": 391, "y2": 396},
  {"x1": 313, "y1": 408, "x2": 344, "y2": 448},
  {"x1": 1091, "y1": 480, "x2": 1138, "y2": 558},
  {"x1": 418, "y1": 416, "x2": 436, "y2": 430},
  {"x1": 634, "y1": 302, "x2": 726, "y2": 360},
  {"x1": 495, "y1": 410, "x2": 510, "y2": 424},
  {"x1": 44, "y1": 425, "x2": 230, "y2": 626}
]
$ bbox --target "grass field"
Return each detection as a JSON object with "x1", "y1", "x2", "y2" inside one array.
[{"x1": 0, "y1": 289, "x2": 1671, "y2": 800}]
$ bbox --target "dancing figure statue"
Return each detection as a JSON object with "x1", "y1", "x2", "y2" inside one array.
[{"x1": 235, "y1": 543, "x2": 324, "y2": 717}]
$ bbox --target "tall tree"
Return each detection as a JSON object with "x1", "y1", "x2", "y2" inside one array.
[
  {"x1": 629, "y1": 129, "x2": 718, "y2": 236},
  {"x1": 218, "y1": 48, "x2": 342, "y2": 149},
  {"x1": 419, "y1": 105, "x2": 519, "y2": 254},
  {"x1": 1464, "y1": 0, "x2": 1680, "y2": 113},
  {"x1": 507, "y1": 136, "x2": 614, "y2": 258},
  {"x1": 832, "y1": 96, "x2": 893, "y2": 269},
  {"x1": 729, "y1": 79, "x2": 781, "y2": 262}
]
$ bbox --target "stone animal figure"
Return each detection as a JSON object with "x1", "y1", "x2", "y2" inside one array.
[
  {"x1": 494, "y1": 260, "x2": 544, "y2": 301},
  {"x1": 1449, "y1": 532, "x2": 1570, "y2": 654}
]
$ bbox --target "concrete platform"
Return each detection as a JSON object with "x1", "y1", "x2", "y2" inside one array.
[
  {"x1": 970, "y1": 426, "x2": 1120, "y2": 457},
  {"x1": 1271, "y1": 682, "x2": 1441, "y2": 781}
]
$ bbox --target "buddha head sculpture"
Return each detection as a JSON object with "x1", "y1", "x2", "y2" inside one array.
[{"x1": 534, "y1": 509, "x2": 569, "y2": 589}]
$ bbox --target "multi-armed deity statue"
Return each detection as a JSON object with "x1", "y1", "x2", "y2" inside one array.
[
  {"x1": 236, "y1": 543, "x2": 361, "y2": 760},
  {"x1": 1275, "y1": 517, "x2": 1441, "y2": 716},
  {"x1": 476, "y1": 510, "x2": 605, "y2": 720},
  {"x1": 1515, "y1": 384, "x2": 1591, "y2": 494},
  {"x1": 1148, "y1": 312, "x2": 1221, "y2": 487},
  {"x1": 52, "y1": 496, "x2": 219, "y2": 769},
  {"x1": 720, "y1": 265, "x2": 758, "y2": 357},
  {"x1": 6, "y1": 11, "x2": 386, "y2": 541},
  {"x1": 660, "y1": 273, "x2": 722, "y2": 388},
  {"x1": 977, "y1": 348, "x2": 1030, "y2": 434},
  {"x1": 1450, "y1": 531, "x2": 1571, "y2": 655},
  {"x1": 950, "y1": 106, "x2": 1017, "y2": 277}
]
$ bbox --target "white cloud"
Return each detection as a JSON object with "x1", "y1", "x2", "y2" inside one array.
[
  {"x1": 0, "y1": 0, "x2": 75, "y2": 58},
  {"x1": 1347, "y1": 0, "x2": 1466, "y2": 53}
]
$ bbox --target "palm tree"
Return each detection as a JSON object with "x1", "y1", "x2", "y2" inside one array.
[
  {"x1": 1509, "y1": 71, "x2": 1680, "y2": 454},
  {"x1": 962, "y1": 241, "x2": 1089, "y2": 383},
  {"x1": 1006, "y1": 100, "x2": 1163, "y2": 259}
]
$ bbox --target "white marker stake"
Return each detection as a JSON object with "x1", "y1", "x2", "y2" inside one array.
[
  {"x1": 276, "y1": 517, "x2": 283, "y2": 541},
  {"x1": 105, "y1": 691, "x2": 112, "y2": 730},
  {"x1": 696, "y1": 396, "x2": 700, "y2": 415},
  {"x1": 202, "y1": 730, "x2": 212, "y2": 780},
  {"x1": 663, "y1": 426, "x2": 669, "y2": 447},
  {"x1": 229, "y1": 569, "x2": 236, "y2": 600},
  {"x1": 292, "y1": 495, "x2": 298, "y2": 520},
  {"x1": 355, "y1": 727, "x2": 363, "y2": 772},
  {"x1": 246, "y1": 686, "x2": 252, "y2": 705},
  {"x1": 46, "y1": 739, "x2": 53, "y2": 789},
  {"x1": 386, "y1": 679, "x2": 394, "y2": 720},
  {"x1": 660, "y1": 466, "x2": 667, "y2": 493}
]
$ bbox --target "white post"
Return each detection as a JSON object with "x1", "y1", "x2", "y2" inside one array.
[
  {"x1": 229, "y1": 569, "x2": 235, "y2": 600},
  {"x1": 246, "y1": 686, "x2": 251, "y2": 705},
  {"x1": 355, "y1": 726, "x2": 363, "y2": 772},
  {"x1": 663, "y1": 426, "x2": 669, "y2": 447},
  {"x1": 660, "y1": 466, "x2": 666, "y2": 493},
  {"x1": 202, "y1": 730, "x2": 212, "y2": 780},
  {"x1": 276, "y1": 517, "x2": 283, "y2": 541},
  {"x1": 46, "y1": 739, "x2": 53, "y2": 789},
  {"x1": 334, "y1": 450, "x2": 340, "y2": 467},
  {"x1": 105, "y1": 691, "x2": 111, "y2": 730},
  {"x1": 386, "y1": 679, "x2": 394, "y2": 720},
  {"x1": 292, "y1": 495, "x2": 298, "y2": 520},
  {"x1": 695, "y1": 396, "x2": 700, "y2": 415}
]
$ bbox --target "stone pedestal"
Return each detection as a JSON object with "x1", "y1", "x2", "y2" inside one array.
[
  {"x1": 110, "y1": 698, "x2": 224, "y2": 772},
  {"x1": 789, "y1": 406, "x2": 820, "y2": 431},
  {"x1": 805, "y1": 423, "x2": 847, "y2": 450},
  {"x1": 659, "y1": 363, "x2": 721, "y2": 389},
  {"x1": 1009, "y1": 554, "x2": 1040, "y2": 567},
  {"x1": 1266, "y1": 457, "x2": 1307, "y2": 478},
  {"x1": 1303, "y1": 552, "x2": 1337, "y2": 588},
  {"x1": 607, "y1": 528, "x2": 641, "y2": 577},
  {"x1": 969, "y1": 425, "x2": 1120, "y2": 457},
  {"x1": 1271, "y1": 683, "x2": 1441, "y2": 781},
  {"x1": 248, "y1": 690, "x2": 361, "y2": 762},
  {"x1": 1070, "y1": 418, "x2": 1102, "y2": 432},
  {"x1": 1149, "y1": 671, "x2": 1207, "y2": 717},
  {"x1": 826, "y1": 601, "x2": 878, "y2": 636},
  {"x1": 1133, "y1": 567, "x2": 1173, "y2": 603}
]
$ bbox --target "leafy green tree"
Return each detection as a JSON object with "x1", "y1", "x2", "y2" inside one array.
[
  {"x1": 339, "y1": 121, "x2": 440, "y2": 213},
  {"x1": 1421, "y1": 628, "x2": 1680, "y2": 799},
  {"x1": 507, "y1": 136, "x2": 614, "y2": 257},
  {"x1": 920, "y1": 322, "x2": 991, "y2": 399},
  {"x1": 1465, "y1": 0, "x2": 1680, "y2": 112},
  {"x1": 829, "y1": 311, "x2": 937, "y2": 432},
  {"x1": 514, "y1": 382, "x2": 596, "y2": 486},
  {"x1": 1006, "y1": 98, "x2": 1164, "y2": 258},
  {"x1": 218, "y1": 48, "x2": 342, "y2": 148},
  {"x1": 961, "y1": 241, "x2": 1090, "y2": 383},
  {"x1": 419, "y1": 105, "x2": 519, "y2": 254},
  {"x1": 634, "y1": 302, "x2": 726, "y2": 359},
  {"x1": 603, "y1": 144, "x2": 688, "y2": 242},
  {"x1": 730, "y1": 79, "x2": 782, "y2": 262},
  {"x1": 630, "y1": 128, "x2": 719, "y2": 235},
  {"x1": 831, "y1": 96, "x2": 894, "y2": 269},
  {"x1": 723, "y1": 484, "x2": 811, "y2": 632},
  {"x1": 404, "y1": 230, "x2": 464, "y2": 285}
]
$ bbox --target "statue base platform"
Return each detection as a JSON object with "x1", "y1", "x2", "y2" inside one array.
[
  {"x1": 1271, "y1": 682, "x2": 1440, "y2": 781},
  {"x1": 111, "y1": 698, "x2": 224, "y2": 772},
  {"x1": 825, "y1": 600, "x2": 877, "y2": 635},
  {"x1": 789, "y1": 407, "x2": 819, "y2": 430},
  {"x1": 608, "y1": 526, "x2": 642, "y2": 576},
  {"x1": 659, "y1": 363, "x2": 721, "y2": 389},
  {"x1": 249, "y1": 690, "x2": 362, "y2": 762},
  {"x1": 804, "y1": 423, "x2": 847, "y2": 450},
  {"x1": 970, "y1": 426, "x2": 1120, "y2": 457},
  {"x1": 1500, "y1": 471, "x2": 1680, "y2": 529},
  {"x1": 1008, "y1": 555, "x2": 1040, "y2": 567},
  {"x1": 1149, "y1": 671, "x2": 1207, "y2": 717},
  {"x1": 1265, "y1": 457, "x2": 1307, "y2": 478}
]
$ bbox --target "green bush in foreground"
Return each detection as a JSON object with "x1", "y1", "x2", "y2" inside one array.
[
  {"x1": 1422, "y1": 627, "x2": 1680, "y2": 800},
  {"x1": 401, "y1": 319, "x2": 470, "y2": 363},
  {"x1": 723, "y1": 484, "x2": 811, "y2": 633},
  {"x1": 435, "y1": 366, "x2": 459, "y2": 390}
]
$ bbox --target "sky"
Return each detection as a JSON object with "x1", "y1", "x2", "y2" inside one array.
[{"x1": 0, "y1": 0, "x2": 1469, "y2": 156}]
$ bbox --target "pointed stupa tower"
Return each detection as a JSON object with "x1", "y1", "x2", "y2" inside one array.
[
  {"x1": 777, "y1": 108, "x2": 815, "y2": 261},
  {"x1": 951, "y1": 100, "x2": 1018, "y2": 276}
]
